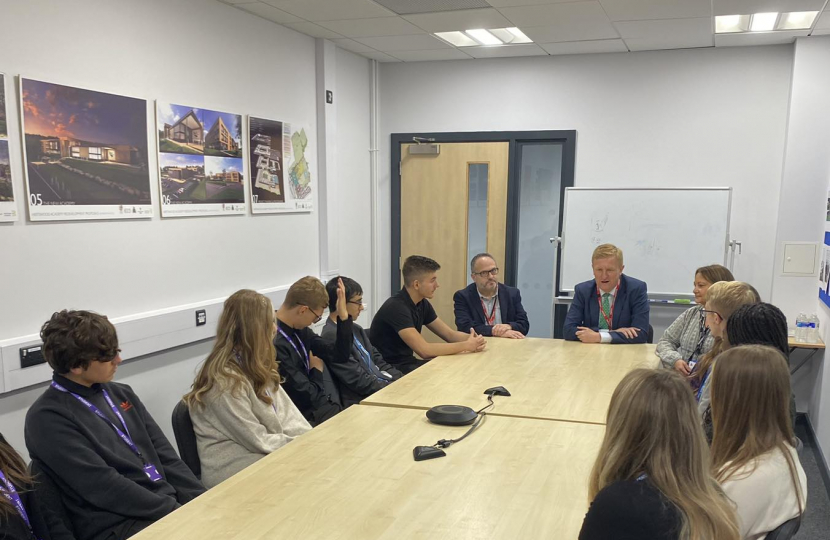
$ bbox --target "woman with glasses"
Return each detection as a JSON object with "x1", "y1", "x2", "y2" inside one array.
[
  {"x1": 186, "y1": 289, "x2": 312, "y2": 488},
  {"x1": 321, "y1": 276, "x2": 403, "y2": 407},
  {"x1": 656, "y1": 265, "x2": 734, "y2": 374}
]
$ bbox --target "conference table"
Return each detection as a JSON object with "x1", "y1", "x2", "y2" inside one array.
[
  {"x1": 132, "y1": 338, "x2": 659, "y2": 540},
  {"x1": 364, "y1": 337, "x2": 660, "y2": 425}
]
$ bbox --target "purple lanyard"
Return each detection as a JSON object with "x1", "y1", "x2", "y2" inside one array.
[
  {"x1": 0, "y1": 470, "x2": 39, "y2": 539},
  {"x1": 278, "y1": 327, "x2": 309, "y2": 373},
  {"x1": 51, "y1": 382, "x2": 144, "y2": 461}
]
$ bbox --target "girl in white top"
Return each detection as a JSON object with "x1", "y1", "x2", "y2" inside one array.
[
  {"x1": 185, "y1": 289, "x2": 312, "y2": 488},
  {"x1": 711, "y1": 345, "x2": 807, "y2": 540}
]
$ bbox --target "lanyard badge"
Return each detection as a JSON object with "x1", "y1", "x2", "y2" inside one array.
[
  {"x1": 480, "y1": 296, "x2": 498, "y2": 325},
  {"x1": 278, "y1": 327, "x2": 310, "y2": 372},
  {"x1": 0, "y1": 470, "x2": 40, "y2": 539},
  {"x1": 51, "y1": 382, "x2": 162, "y2": 483},
  {"x1": 596, "y1": 282, "x2": 620, "y2": 329}
]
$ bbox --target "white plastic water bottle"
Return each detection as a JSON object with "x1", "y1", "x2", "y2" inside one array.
[
  {"x1": 808, "y1": 313, "x2": 819, "y2": 344},
  {"x1": 795, "y1": 313, "x2": 807, "y2": 343}
]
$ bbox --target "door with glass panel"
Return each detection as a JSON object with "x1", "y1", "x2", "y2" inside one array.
[{"x1": 400, "y1": 142, "x2": 509, "y2": 340}]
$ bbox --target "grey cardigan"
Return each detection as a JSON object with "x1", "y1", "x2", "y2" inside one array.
[
  {"x1": 189, "y1": 379, "x2": 311, "y2": 489},
  {"x1": 655, "y1": 305, "x2": 712, "y2": 369}
]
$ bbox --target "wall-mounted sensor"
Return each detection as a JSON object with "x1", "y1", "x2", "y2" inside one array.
[{"x1": 196, "y1": 310, "x2": 207, "y2": 326}]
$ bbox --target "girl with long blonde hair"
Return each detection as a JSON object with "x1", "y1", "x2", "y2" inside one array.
[
  {"x1": 185, "y1": 289, "x2": 311, "y2": 488},
  {"x1": 580, "y1": 369, "x2": 739, "y2": 540},
  {"x1": 711, "y1": 345, "x2": 807, "y2": 539}
]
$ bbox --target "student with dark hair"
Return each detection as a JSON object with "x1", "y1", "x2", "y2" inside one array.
[
  {"x1": 274, "y1": 276, "x2": 353, "y2": 425},
  {"x1": 580, "y1": 369, "x2": 739, "y2": 540},
  {"x1": 369, "y1": 255, "x2": 487, "y2": 374},
  {"x1": 711, "y1": 345, "x2": 807, "y2": 539},
  {"x1": 321, "y1": 276, "x2": 402, "y2": 407},
  {"x1": 453, "y1": 253, "x2": 529, "y2": 339},
  {"x1": 657, "y1": 264, "x2": 734, "y2": 373},
  {"x1": 0, "y1": 433, "x2": 73, "y2": 540},
  {"x1": 25, "y1": 310, "x2": 205, "y2": 540}
]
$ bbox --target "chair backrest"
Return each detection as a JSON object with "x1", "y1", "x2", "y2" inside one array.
[
  {"x1": 647, "y1": 324, "x2": 655, "y2": 344},
  {"x1": 171, "y1": 399, "x2": 201, "y2": 478},
  {"x1": 29, "y1": 459, "x2": 77, "y2": 539},
  {"x1": 765, "y1": 517, "x2": 801, "y2": 540}
]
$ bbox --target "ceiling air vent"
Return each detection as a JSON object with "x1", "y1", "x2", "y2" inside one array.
[{"x1": 372, "y1": 0, "x2": 491, "y2": 16}]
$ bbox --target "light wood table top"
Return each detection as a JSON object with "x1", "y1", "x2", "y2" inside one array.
[
  {"x1": 363, "y1": 337, "x2": 659, "y2": 425},
  {"x1": 132, "y1": 405, "x2": 604, "y2": 540},
  {"x1": 788, "y1": 336, "x2": 826, "y2": 349}
]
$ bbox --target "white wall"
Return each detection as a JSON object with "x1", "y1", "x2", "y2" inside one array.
[
  {"x1": 0, "y1": 0, "x2": 323, "y2": 460},
  {"x1": 771, "y1": 36, "x2": 830, "y2": 459},
  {"x1": 378, "y1": 46, "x2": 795, "y2": 304}
]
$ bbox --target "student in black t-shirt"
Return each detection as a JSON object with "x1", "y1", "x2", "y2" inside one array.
[
  {"x1": 274, "y1": 276, "x2": 353, "y2": 425},
  {"x1": 579, "y1": 369, "x2": 739, "y2": 540},
  {"x1": 25, "y1": 310, "x2": 205, "y2": 540},
  {"x1": 369, "y1": 255, "x2": 486, "y2": 374}
]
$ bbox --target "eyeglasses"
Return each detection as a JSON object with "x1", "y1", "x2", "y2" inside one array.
[
  {"x1": 473, "y1": 267, "x2": 499, "y2": 278},
  {"x1": 700, "y1": 309, "x2": 722, "y2": 320},
  {"x1": 347, "y1": 300, "x2": 367, "y2": 309},
  {"x1": 305, "y1": 306, "x2": 323, "y2": 323}
]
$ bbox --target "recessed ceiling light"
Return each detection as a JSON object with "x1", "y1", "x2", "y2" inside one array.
[
  {"x1": 715, "y1": 14, "x2": 750, "y2": 33},
  {"x1": 750, "y1": 12, "x2": 779, "y2": 32},
  {"x1": 777, "y1": 11, "x2": 818, "y2": 30},
  {"x1": 465, "y1": 29, "x2": 503, "y2": 46},
  {"x1": 506, "y1": 27, "x2": 532, "y2": 44},
  {"x1": 434, "y1": 31, "x2": 479, "y2": 47}
]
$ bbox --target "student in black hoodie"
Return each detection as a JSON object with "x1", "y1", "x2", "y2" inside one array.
[
  {"x1": 24, "y1": 310, "x2": 205, "y2": 540},
  {"x1": 0, "y1": 433, "x2": 73, "y2": 540},
  {"x1": 321, "y1": 276, "x2": 402, "y2": 407}
]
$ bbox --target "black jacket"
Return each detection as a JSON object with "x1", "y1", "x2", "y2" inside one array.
[
  {"x1": 24, "y1": 375, "x2": 205, "y2": 540},
  {"x1": 453, "y1": 283, "x2": 530, "y2": 336},
  {"x1": 275, "y1": 316, "x2": 353, "y2": 425},
  {"x1": 321, "y1": 318, "x2": 403, "y2": 407}
]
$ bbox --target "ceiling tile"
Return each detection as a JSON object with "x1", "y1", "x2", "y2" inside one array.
[
  {"x1": 623, "y1": 35, "x2": 714, "y2": 51},
  {"x1": 599, "y1": 0, "x2": 711, "y2": 21},
  {"x1": 283, "y1": 21, "x2": 345, "y2": 39},
  {"x1": 486, "y1": 0, "x2": 585, "y2": 6},
  {"x1": 713, "y1": 0, "x2": 825, "y2": 16},
  {"x1": 221, "y1": 0, "x2": 257, "y2": 4},
  {"x1": 813, "y1": 11, "x2": 830, "y2": 35},
  {"x1": 392, "y1": 49, "x2": 474, "y2": 61},
  {"x1": 615, "y1": 17, "x2": 712, "y2": 39},
  {"x1": 540, "y1": 38, "x2": 628, "y2": 54},
  {"x1": 715, "y1": 29, "x2": 807, "y2": 46},
  {"x1": 236, "y1": 2, "x2": 304, "y2": 24},
  {"x1": 317, "y1": 17, "x2": 425, "y2": 37},
  {"x1": 261, "y1": 0, "x2": 394, "y2": 21},
  {"x1": 375, "y1": 0, "x2": 491, "y2": 15},
  {"x1": 464, "y1": 43, "x2": 549, "y2": 57},
  {"x1": 332, "y1": 38, "x2": 380, "y2": 53},
  {"x1": 354, "y1": 34, "x2": 453, "y2": 51},
  {"x1": 501, "y1": 2, "x2": 618, "y2": 42},
  {"x1": 360, "y1": 50, "x2": 403, "y2": 62},
  {"x1": 402, "y1": 8, "x2": 513, "y2": 32}
]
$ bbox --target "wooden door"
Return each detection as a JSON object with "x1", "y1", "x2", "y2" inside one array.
[{"x1": 400, "y1": 142, "x2": 509, "y2": 338}]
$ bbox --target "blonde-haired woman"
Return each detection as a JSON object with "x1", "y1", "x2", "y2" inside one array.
[
  {"x1": 711, "y1": 345, "x2": 807, "y2": 539},
  {"x1": 186, "y1": 289, "x2": 311, "y2": 488},
  {"x1": 579, "y1": 369, "x2": 739, "y2": 540}
]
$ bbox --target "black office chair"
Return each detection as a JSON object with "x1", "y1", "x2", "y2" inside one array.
[
  {"x1": 765, "y1": 517, "x2": 801, "y2": 540},
  {"x1": 647, "y1": 324, "x2": 654, "y2": 344},
  {"x1": 171, "y1": 399, "x2": 201, "y2": 479},
  {"x1": 30, "y1": 459, "x2": 77, "y2": 539}
]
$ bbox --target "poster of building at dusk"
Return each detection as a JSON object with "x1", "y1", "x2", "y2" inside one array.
[
  {"x1": 0, "y1": 73, "x2": 18, "y2": 222},
  {"x1": 20, "y1": 78, "x2": 152, "y2": 221}
]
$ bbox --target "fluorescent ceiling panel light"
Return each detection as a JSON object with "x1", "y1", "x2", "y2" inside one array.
[
  {"x1": 715, "y1": 14, "x2": 750, "y2": 33},
  {"x1": 434, "y1": 31, "x2": 479, "y2": 47},
  {"x1": 506, "y1": 27, "x2": 532, "y2": 43},
  {"x1": 750, "y1": 12, "x2": 778, "y2": 32},
  {"x1": 777, "y1": 11, "x2": 818, "y2": 30},
  {"x1": 465, "y1": 28, "x2": 503, "y2": 45}
]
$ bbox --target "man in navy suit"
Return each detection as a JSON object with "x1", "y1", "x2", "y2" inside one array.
[
  {"x1": 454, "y1": 253, "x2": 529, "y2": 339},
  {"x1": 563, "y1": 244, "x2": 649, "y2": 344}
]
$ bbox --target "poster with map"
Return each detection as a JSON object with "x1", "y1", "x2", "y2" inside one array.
[
  {"x1": 157, "y1": 102, "x2": 246, "y2": 217},
  {"x1": 20, "y1": 78, "x2": 152, "y2": 221},
  {"x1": 247, "y1": 116, "x2": 312, "y2": 213},
  {"x1": 0, "y1": 73, "x2": 18, "y2": 222}
]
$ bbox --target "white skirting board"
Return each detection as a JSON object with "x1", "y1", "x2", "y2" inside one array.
[{"x1": 0, "y1": 285, "x2": 294, "y2": 395}]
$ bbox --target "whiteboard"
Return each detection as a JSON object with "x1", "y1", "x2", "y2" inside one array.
[{"x1": 559, "y1": 188, "x2": 732, "y2": 296}]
